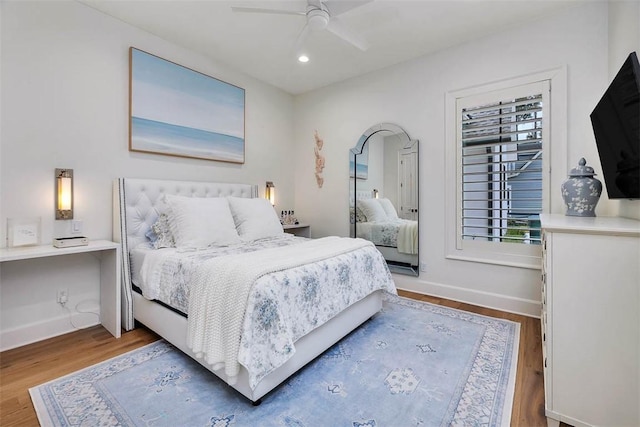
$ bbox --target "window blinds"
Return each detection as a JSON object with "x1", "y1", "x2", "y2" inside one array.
[{"x1": 460, "y1": 93, "x2": 543, "y2": 245}]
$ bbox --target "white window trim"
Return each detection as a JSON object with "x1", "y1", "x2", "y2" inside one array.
[{"x1": 445, "y1": 67, "x2": 567, "y2": 269}]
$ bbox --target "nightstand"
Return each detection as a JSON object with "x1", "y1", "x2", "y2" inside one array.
[{"x1": 283, "y1": 223, "x2": 310, "y2": 238}]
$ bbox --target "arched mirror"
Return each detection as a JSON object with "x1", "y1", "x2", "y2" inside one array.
[{"x1": 349, "y1": 123, "x2": 419, "y2": 276}]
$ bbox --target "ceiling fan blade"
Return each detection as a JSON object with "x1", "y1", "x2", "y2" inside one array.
[
  {"x1": 323, "y1": 0, "x2": 372, "y2": 17},
  {"x1": 231, "y1": 6, "x2": 306, "y2": 16},
  {"x1": 293, "y1": 24, "x2": 311, "y2": 56},
  {"x1": 326, "y1": 16, "x2": 369, "y2": 51}
]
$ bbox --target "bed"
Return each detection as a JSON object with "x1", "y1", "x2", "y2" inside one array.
[
  {"x1": 352, "y1": 194, "x2": 419, "y2": 267},
  {"x1": 113, "y1": 178, "x2": 396, "y2": 403}
]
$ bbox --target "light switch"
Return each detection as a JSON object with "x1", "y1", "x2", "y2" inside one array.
[{"x1": 71, "y1": 220, "x2": 83, "y2": 233}]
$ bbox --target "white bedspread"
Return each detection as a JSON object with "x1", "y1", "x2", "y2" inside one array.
[
  {"x1": 186, "y1": 236, "x2": 374, "y2": 385},
  {"x1": 137, "y1": 235, "x2": 305, "y2": 310}
]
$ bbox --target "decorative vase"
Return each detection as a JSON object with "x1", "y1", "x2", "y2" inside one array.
[{"x1": 561, "y1": 158, "x2": 602, "y2": 217}]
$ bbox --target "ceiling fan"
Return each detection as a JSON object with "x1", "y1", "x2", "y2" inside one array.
[{"x1": 231, "y1": 0, "x2": 371, "y2": 56}]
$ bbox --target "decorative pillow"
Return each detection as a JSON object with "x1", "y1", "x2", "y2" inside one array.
[
  {"x1": 146, "y1": 213, "x2": 176, "y2": 249},
  {"x1": 357, "y1": 206, "x2": 367, "y2": 222},
  {"x1": 358, "y1": 198, "x2": 388, "y2": 223},
  {"x1": 227, "y1": 196, "x2": 284, "y2": 241},
  {"x1": 377, "y1": 198, "x2": 399, "y2": 220},
  {"x1": 164, "y1": 194, "x2": 240, "y2": 248},
  {"x1": 350, "y1": 206, "x2": 368, "y2": 223}
]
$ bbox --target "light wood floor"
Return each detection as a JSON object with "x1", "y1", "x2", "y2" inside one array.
[{"x1": 1, "y1": 290, "x2": 549, "y2": 426}]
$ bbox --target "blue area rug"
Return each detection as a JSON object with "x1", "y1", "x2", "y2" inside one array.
[{"x1": 30, "y1": 295, "x2": 519, "y2": 426}]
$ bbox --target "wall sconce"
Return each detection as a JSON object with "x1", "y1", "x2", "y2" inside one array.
[
  {"x1": 265, "y1": 181, "x2": 275, "y2": 206},
  {"x1": 373, "y1": 189, "x2": 379, "y2": 199},
  {"x1": 55, "y1": 168, "x2": 73, "y2": 219}
]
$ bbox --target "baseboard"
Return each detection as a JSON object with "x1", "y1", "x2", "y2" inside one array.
[
  {"x1": 393, "y1": 274, "x2": 541, "y2": 318},
  {"x1": 0, "y1": 312, "x2": 100, "y2": 352}
]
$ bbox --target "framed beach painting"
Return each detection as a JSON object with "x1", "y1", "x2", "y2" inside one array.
[
  {"x1": 129, "y1": 48, "x2": 245, "y2": 163},
  {"x1": 349, "y1": 134, "x2": 369, "y2": 180}
]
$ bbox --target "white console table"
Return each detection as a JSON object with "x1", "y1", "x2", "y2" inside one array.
[
  {"x1": 540, "y1": 214, "x2": 639, "y2": 427},
  {"x1": 0, "y1": 240, "x2": 121, "y2": 339}
]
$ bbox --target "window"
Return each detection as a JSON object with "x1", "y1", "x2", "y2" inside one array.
[
  {"x1": 461, "y1": 90, "x2": 544, "y2": 246},
  {"x1": 445, "y1": 70, "x2": 565, "y2": 269}
]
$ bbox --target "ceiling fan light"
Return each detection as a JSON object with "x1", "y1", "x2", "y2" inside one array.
[
  {"x1": 307, "y1": 9, "x2": 329, "y2": 30},
  {"x1": 298, "y1": 54, "x2": 310, "y2": 63}
]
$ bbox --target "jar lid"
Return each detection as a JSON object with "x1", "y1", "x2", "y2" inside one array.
[{"x1": 568, "y1": 157, "x2": 597, "y2": 177}]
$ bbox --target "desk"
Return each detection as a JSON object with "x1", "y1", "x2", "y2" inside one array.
[{"x1": 0, "y1": 240, "x2": 121, "y2": 339}]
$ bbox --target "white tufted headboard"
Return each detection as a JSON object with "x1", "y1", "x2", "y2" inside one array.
[
  {"x1": 349, "y1": 190, "x2": 374, "y2": 205},
  {"x1": 113, "y1": 178, "x2": 258, "y2": 330}
]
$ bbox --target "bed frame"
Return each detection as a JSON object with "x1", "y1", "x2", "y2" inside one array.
[{"x1": 113, "y1": 178, "x2": 384, "y2": 403}]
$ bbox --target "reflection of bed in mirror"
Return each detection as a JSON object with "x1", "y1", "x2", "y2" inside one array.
[
  {"x1": 350, "y1": 190, "x2": 418, "y2": 269},
  {"x1": 349, "y1": 123, "x2": 419, "y2": 276}
]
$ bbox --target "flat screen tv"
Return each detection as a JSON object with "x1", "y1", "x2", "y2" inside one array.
[{"x1": 590, "y1": 51, "x2": 640, "y2": 199}]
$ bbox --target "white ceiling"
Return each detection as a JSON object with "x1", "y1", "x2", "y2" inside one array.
[{"x1": 79, "y1": 0, "x2": 585, "y2": 95}]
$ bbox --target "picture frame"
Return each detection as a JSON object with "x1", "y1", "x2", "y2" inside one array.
[
  {"x1": 129, "y1": 47, "x2": 245, "y2": 163},
  {"x1": 349, "y1": 139, "x2": 369, "y2": 180},
  {"x1": 7, "y1": 217, "x2": 41, "y2": 247}
]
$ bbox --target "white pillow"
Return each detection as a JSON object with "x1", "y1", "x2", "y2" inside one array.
[
  {"x1": 227, "y1": 197, "x2": 284, "y2": 241},
  {"x1": 164, "y1": 194, "x2": 240, "y2": 248},
  {"x1": 358, "y1": 198, "x2": 388, "y2": 223},
  {"x1": 377, "y1": 198, "x2": 399, "y2": 220}
]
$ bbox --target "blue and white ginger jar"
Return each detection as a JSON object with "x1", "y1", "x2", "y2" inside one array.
[{"x1": 561, "y1": 157, "x2": 602, "y2": 217}]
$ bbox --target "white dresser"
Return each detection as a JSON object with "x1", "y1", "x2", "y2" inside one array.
[{"x1": 540, "y1": 214, "x2": 640, "y2": 427}]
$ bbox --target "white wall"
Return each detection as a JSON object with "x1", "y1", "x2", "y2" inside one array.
[
  {"x1": 359, "y1": 133, "x2": 385, "y2": 194},
  {"x1": 293, "y1": 2, "x2": 610, "y2": 316},
  {"x1": 0, "y1": 1, "x2": 294, "y2": 350},
  {"x1": 383, "y1": 135, "x2": 402, "y2": 208}
]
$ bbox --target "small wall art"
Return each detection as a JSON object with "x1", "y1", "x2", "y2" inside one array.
[
  {"x1": 314, "y1": 130, "x2": 325, "y2": 188},
  {"x1": 6, "y1": 217, "x2": 41, "y2": 247},
  {"x1": 349, "y1": 134, "x2": 368, "y2": 180},
  {"x1": 129, "y1": 47, "x2": 245, "y2": 163}
]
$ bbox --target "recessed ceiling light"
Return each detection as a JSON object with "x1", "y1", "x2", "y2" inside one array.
[{"x1": 298, "y1": 55, "x2": 310, "y2": 63}]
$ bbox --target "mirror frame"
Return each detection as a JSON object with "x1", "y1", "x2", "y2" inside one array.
[{"x1": 349, "y1": 123, "x2": 419, "y2": 276}]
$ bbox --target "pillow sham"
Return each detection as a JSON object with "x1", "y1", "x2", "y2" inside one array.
[
  {"x1": 227, "y1": 196, "x2": 284, "y2": 241},
  {"x1": 358, "y1": 198, "x2": 388, "y2": 223},
  {"x1": 377, "y1": 198, "x2": 399, "y2": 220},
  {"x1": 164, "y1": 194, "x2": 240, "y2": 248}
]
